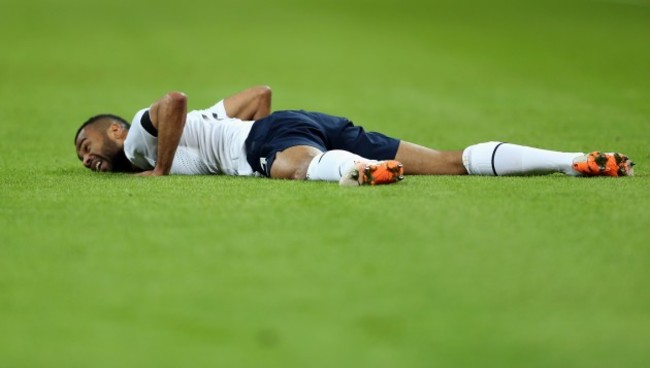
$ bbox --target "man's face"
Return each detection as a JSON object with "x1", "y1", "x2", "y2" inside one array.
[{"x1": 75, "y1": 122, "x2": 127, "y2": 172}]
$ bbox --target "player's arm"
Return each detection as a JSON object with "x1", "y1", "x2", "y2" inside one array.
[
  {"x1": 145, "y1": 91, "x2": 188, "y2": 176},
  {"x1": 222, "y1": 85, "x2": 272, "y2": 120}
]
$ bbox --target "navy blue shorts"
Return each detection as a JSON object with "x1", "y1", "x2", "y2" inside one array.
[{"x1": 245, "y1": 110, "x2": 401, "y2": 176}]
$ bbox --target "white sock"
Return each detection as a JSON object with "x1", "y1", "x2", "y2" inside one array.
[
  {"x1": 306, "y1": 150, "x2": 369, "y2": 182},
  {"x1": 462, "y1": 142, "x2": 583, "y2": 176}
]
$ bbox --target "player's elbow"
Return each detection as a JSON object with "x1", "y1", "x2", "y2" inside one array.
[
  {"x1": 166, "y1": 91, "x2": 187, "y2": 106},
  {"x1": 256, "y1": 85, "x2": 271, "y2": 104},
  {"x1": 253, "y1": 85, "x2": 271, "y2": 99}
]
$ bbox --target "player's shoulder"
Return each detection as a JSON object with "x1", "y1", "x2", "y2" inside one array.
[
  {"x1": 124, "y1": 107, "x2": 157, "y2": 168},
  {"x1": 125, "y1": 107, "x2": 155, "y2": 149},
  {"x1": 128, "y1": 107, "x2": 160, "y2": 138},
  {"x1": 130, "y1": 108, "x2": 150, "y2": 128}
]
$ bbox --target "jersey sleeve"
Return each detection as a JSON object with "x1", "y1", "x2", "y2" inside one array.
[
  {"x1": 123, "y1": 108, "x2": 158, "y2": 170},
  {"x1": 199, "y1": 99, "x2": 229, "y2": 120}
]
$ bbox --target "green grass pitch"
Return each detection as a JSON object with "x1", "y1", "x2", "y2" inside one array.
[{"x1": 1, "y1": 0, "x2": 649, "y2": 366}]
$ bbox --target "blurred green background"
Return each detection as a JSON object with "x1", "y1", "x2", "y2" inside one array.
[{"x1": 1, "y1": 0, "x2": 649, "y2": 367}]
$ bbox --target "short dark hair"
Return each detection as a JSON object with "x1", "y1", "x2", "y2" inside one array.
[{"x1": 74, "y1": 114, "x2": 130, "y2": 144}]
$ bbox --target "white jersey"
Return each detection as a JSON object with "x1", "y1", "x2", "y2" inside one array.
[{"x1": 124, "y1": 100, "x2": 256, "y2": 175}]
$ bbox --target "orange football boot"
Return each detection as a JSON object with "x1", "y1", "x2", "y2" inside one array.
[
  {"x1": 572, "y1": 151, "x2": 635, "y2": 177},
  {"x1": 339, "y1": 160, "x2": 405, "y2": 186}
]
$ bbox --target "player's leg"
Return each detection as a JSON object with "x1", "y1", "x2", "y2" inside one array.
[
  {"x1": 395, "y1": 140, "x2": 583, "y2": 176},
  {"x1": 264, "y1": 111, "x2": 404, "y2": 185},
  {"x1": 461, "y1": 141, "x2": 634, "y2": 177},
  {"x1": 394, "y1": 141, "x2": 633, "y2": 177},
  {"x1": 270, "y1": 145, "x2": 403, "y2": 185},
  {"x1": 269, "y1": 145, "x2": 322, "y2": 180},
  {"x1": 306, "y1": 150, "x2": 403, "y2": 185},
  {"x1": 394, "y1": 141, "x2": 467, "y2": 175}
]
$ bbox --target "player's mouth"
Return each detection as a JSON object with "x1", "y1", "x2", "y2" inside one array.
[{"x1": 92, "y1": 159, "x2": 105, "y2": 172}]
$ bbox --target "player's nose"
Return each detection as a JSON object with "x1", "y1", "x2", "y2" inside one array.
[{"x1": 83, "y1": 155, "x2": 93, "y2": 168}]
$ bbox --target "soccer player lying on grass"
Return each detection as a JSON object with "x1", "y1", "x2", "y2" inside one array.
[{"x1": 74, "y1": 86, "x2": 634, "y2": 185}]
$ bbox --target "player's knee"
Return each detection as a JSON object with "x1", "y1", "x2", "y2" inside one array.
[
  {"x1": 270, "y1": 166, "x2": 307, "y2": 180},
  {"x1": 269, "y1": 158, "x2": 305, "y2": 180},
  {"x1": 291, "y1": 167, "x2": 308, "y2": 180},
  {"x1": 270, "y1": 146, "x2": 321, "y2": 180}
]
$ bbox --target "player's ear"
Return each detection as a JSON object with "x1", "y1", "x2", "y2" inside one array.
[{"x1": 108, "y1": 123, "x2": 127, "y2": 140}]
